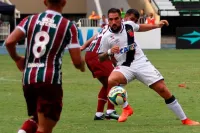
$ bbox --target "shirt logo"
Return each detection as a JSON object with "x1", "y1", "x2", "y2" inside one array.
[
  {"x1": 119, "y1": 43, "x2": 137, "y2": 54},
  {"x1": 127, "y1": 29, "x2": 134, "y2": 37}
]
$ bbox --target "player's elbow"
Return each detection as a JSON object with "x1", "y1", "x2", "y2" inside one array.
[
  {"x1": 5, "y1": 38, "x2": 14, "y2": 47},
  {"x1": 73, "y1": 63, "x2": 83, "y2": 69},
  {"x1": 72, "y1": 58, "x2": 85, "y2": 71}
]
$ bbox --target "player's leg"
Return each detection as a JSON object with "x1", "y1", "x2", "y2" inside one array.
[
  {"x1": 108, "y1": 67, "x2": 134, "y2": 122},
  {"x1": 97, "y1": 76, "x2": 119, "y2": 120},
  {"x1": 18, "y1": 85, "x2": 38, "y2": 133},
  {"x1": 85, "y1": 55, "x2": 107, "y2": 120},
  {"x1": 150, "y1": 80, "x2": 200, "y2": 125},
  {"x1": 136, "y1": 60, "x2": 199, "y2": 125},
  {"x1": 36, "y1": 84, "x2": 63, "y2": 133},
  {"x1": 36, "y1": 112, "x2": 57, "y2": 133},
  {"x1": 93, "y1": 76, "x2": 108, "y2": 120}
]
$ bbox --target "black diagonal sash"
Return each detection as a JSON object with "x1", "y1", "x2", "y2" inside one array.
[{"x1": 122, "y1": 24, "x2": 136, "y2": 67}]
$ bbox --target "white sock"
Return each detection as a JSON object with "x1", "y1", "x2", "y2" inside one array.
[
  {"x1": 122, "y1": 101, "x2": 128, "y2": 108},
  {"x1": 106, "y1": 109, "x2": 115, "y2": 114},
  {"x1": 18, "y1": 130, "x2": 26, "y2": 133},
  {"x1": 167, "y1": 99, "x2": 187, "y2": 120},
  {"x1": 95, "y1": 112, "x2": 104, "y2": 117}
]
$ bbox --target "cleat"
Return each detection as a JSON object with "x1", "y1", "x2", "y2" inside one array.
[
  {"x1": 105, "y1": 111, "x2": 119, "y2": 120},
  {"x1": 94, "y1": 114, "x2": 105, "y2": 120},
  {"x1": 182, "y1": 118, "x2": 200, "y2": 126},
  {"x1": 118, "y1": 105, "x2": 133, "y2": 122}
]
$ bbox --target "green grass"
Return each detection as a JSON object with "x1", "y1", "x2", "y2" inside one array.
[{"x1": 0, "y1": 49, "x2": 200, "y2": 133}]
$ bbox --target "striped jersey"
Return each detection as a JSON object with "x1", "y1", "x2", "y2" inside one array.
[
  {"x1": 18, "y1": 10, "x2": 80, "y2": 85},
  {"x1": 98, "y1": 21, "x2": 145, "y2": 66},
  {"x1": 86, "y1": 25, "x2": 108, "y2": 52}
]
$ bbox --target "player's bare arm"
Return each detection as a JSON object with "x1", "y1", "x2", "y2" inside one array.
[
  {"x1": 80, "y1": 35, "x2": 96, "y2": 51},
  {"x1": 138, "y1": 20, "x2": 169, "y2": 32},
  {"x1": 5, "y1": 28, "x2": 25, "y2": 72},
  {"x1": 98, "y1": 45, "x2": 119, "y2": 62},
  {"x1": 69, "y1": 48, "x2": 85, "y2": 72}
]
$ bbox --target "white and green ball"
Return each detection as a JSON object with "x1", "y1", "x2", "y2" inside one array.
[{"x1": 108, "y1": 86, "x2": 127, "y2": 106}]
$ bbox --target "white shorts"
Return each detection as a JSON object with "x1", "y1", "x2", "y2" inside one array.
[{"x1": 113, "y1": 57, "x2": 164, "y2": 87}]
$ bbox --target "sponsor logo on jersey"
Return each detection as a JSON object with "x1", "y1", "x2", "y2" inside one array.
[
  {"x1": 37, "y1": 17, "x2": 57, "y2": 28},
  {"x1": 119, "y1": 43, "x2": 137, "y2": 54},
  {"x1": 127, "y1": 29, "x2": 134, "y2": 37},
  {"x1": 28, "y1": 63, "x2": 45, "y2": 68}
]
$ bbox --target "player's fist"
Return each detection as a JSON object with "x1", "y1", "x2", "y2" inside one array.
[
  {"x1": 158, "y1": 20, "x2": 169, "y2": 28},
  {"x1": 111, "y1": 45, "x2": 120, "y2": 54},
  {"x1": 15, "y1": 56, "x2": 25, "y2": 72},
  {"x1": 80, "y1": 58, "x2": 85, "y2": 72},
  {"x1": 80, "y1": 46, "x2": 85, "y2": 51}
]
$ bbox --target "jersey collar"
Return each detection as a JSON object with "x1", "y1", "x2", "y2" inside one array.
[{"x1": 45, "y1": 10, "x2": 62, "y2": 16}]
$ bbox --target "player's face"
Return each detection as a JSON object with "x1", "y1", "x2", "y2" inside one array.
[
  {"x1": 108, "y1": 13, "x2": 122, "y2": 33},
  {"x1": 126, "y1": 14, "x2": 138, "y2": 23}
]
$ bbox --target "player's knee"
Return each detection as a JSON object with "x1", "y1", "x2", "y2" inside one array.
[
  {"x1": 156, "y1": 84, "x2": 168, "y2": 94},
  {"x1": 108, "y1": 77, "x2": 119, "y2": 87}
]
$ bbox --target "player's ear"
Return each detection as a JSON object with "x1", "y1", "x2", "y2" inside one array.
[
  {"x1": 61, "y1": 0, "x2": 66, "y2": 7},
  {"x1": 44, "y1": 0, "x2": 48, "y2": 7}
]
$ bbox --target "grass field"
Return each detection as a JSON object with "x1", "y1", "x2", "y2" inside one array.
[{"x1": 0, "y1": 49, "x2": 200, "y2": 133}]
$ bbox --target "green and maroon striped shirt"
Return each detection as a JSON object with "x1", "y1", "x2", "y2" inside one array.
[{"x1": 18, "y1": 10, "x2": 80, "y2": 85}]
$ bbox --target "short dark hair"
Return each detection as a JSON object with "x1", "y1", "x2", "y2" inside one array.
[
  {"x1": 126, "y1": 9, "x2": 140, "y2": 19},
  {"x1": 108, "y1": 8, "x2": 121, "y2": 17},
  {"x1": 48, "y1": 0, "x2": 63, "y2": 4}
]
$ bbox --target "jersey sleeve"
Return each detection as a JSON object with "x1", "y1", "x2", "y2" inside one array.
[
  {"x1": 17, "y1": 16, "x2": 29, "y2": 35},
  {"x1": 124, "y1": 21, "x2": 140, "y2": 32},
  {"x1": 97, "y1": 34, "x2": 110, "y2": 54},
  {"x1": 66, "y1": 23, "x2": 81, "y2": 49}
]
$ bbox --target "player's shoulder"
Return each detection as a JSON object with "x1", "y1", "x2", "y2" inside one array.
[
  {"x1": 123, "y1": 21, "x2": 137, "y2": 26},
  {"x1": 101, "y1": 26, "x2": 112, "y2": 37},
  {"x1": 98, "y1": 25, "x2": 109, "y2": 35}
]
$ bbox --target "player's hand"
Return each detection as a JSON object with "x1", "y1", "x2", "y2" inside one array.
[
  {"x1": 80, "y1": 58, "x2": 85, "y2": 72},
  {"x1": 15, "y1": 56, "x2": 25, "y2": 72},
  {"x1": 80, "y1": 46, "x2": 85, "y2": 51},
  {"x1": 158, "y1": 20, "x2": 169, "y2": 28},
  {"x1": 111, "y1": 45, "x2": 120, "y2": 54}
]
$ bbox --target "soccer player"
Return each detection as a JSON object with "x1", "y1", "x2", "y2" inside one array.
[
  {"x1": 98, "y1": 8, "x2": 199, "y2": 125},
  {"x1": 80, "y1": 8, "x2": 141, "y2": 121},
  {"x1": 81, "y1": 25, "x2": 119, "y2": 120},
  {"x1": 5, "y1": 0, "x2": 85, "y2": 133}
]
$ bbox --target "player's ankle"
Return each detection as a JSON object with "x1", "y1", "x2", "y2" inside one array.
[
  {"x1": 95, "y1": 112, "x2": 104, "y2": 117},
  {"x1": 122, "y1": 101, "x2": 129, "y2": 108},
  {"x1": 106, "y1": 109, "x2": 115, "y2": 114}
]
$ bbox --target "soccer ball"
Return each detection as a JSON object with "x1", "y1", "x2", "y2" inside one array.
[{"x1": 108, "y1": 86, "x2": 127, "y2": 106}]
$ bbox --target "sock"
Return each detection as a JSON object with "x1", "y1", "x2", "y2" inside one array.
[
  {"x1": 18, "y1": 130, "x2": 26, "y2": 133},
  {"x1": 97, "y1": 87, "x2": 107, "y2": 112},
  {"x1": 106, "y1": 109, "x2": 115, "y2": 114},
  {"x1": 19, "y1": 119, "x2": 37, "y2": 133},
  {"x1": 107, "y1": 87, "x2": 115, "y2": 110},
  {"x1": 122, "y1": 101, "x2": 129, "y2": 108},
  {"x1": 107, "y1": 100, "x2": 115, "y2": 110},
  {"x1": 95, "y1": 112, "x2": 104, "y2": 117},
  {"x1": 165, "y1": 95, "x2": 187, "y2": 120},
  {"x1": 35, "y1": 131, "x2": 43, "y2": 133}
]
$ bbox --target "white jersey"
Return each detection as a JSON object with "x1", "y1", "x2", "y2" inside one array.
[{"x1": 98, "y1": 21, "x2": 146, "y2": 66}]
